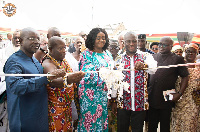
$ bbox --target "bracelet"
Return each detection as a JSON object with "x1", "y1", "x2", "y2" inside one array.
[
  {"x1": 177, "y1": 91, "x2": 183, "y2": 96},
  {"x1": 63, "y1": 76, "x2": 73, "y2": 88},
  {"x1": 47, "y1": 72, "x2": 53, "y2": 83}
]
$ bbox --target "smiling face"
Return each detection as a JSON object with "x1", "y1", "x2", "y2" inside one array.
[
  {"x1": 124, "y1": 33, "x2": 137, "y2": 57},
  {"x1": 20, "y1": 30, "x2": 40, "y2": 57},
  {"x1": 93, "y1": 32, "x2": 106, "y2": 53},
  {"x1": 185, "y1": 47, "x2": 197, "y2": 63}
]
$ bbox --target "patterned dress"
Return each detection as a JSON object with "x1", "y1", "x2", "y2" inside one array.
[
  {"x1": 77, "y1": 49, "x2": 112, "y2": 132},
  {"x1": 43, "y1": 56, "x2": 75, "y2": 132},
  {"x1": 171, "y1": 67, "x2": 200, "y2": 132}
]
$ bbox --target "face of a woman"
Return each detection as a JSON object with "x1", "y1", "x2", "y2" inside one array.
[
  {"x1": 174, "y1": 49, "x2": 183, "y2": 56},
  {"x1": 51, "y1": 40, "x2": 66, "y2": 61},
  {"x1": 185, "y1": 47, "x2": 197, "y2": 63},
  {"x1": 94, "y1": 32, "x2": 106, "y2": 51}
]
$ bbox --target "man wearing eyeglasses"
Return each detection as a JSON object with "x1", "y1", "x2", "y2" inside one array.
[
  {"x1": 115, "y1": 31, "x2": 157, "y2": 132},
  {"x1": 148, "y1": 36, "x2": 189, "y2": 132},
  {"x1": 138, "y1": 34, "x2": 155, "y2": 54},
  {"x1": 3, "y1": 27, "x2": 65, "y2": 132}
]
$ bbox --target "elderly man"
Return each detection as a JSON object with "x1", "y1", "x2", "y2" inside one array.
[
  {"x1": 115, "y1": 31, "x2": 157, "y2": 132},
  {"x1": 148, "y1": 36, "x2": 189, "y2": 132},
  {"x1": 138, "y1": 34, "x2": 154, "y2": 54},
  {"x1": 3, "y1": 27, "x2": 65, "y2": 132},
  {"x1": 118, "y1": 34, "x2": 125, "y2": 54}
]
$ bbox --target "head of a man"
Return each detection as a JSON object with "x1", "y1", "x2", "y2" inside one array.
[
  {"x1": 79, "y1": 31, "x2": 87, "y2": 41},
  {"x1": 47, "y1": 27, "x2": 61, "y2": 39},
  {"x1": 74, "y1": 37, "x2": 84, "y2": 53},
  {"x1": 12, "y1": 30, "x2": 21, "y2": 47},
  {"x1": 7, "y1": 33, "x2": 12, "y2": 41},
  {"x1": 137, "y1": 34, "x2": 146, "y2": 51},
  {"x1": 20, "y1": 27, "x2": 40, "y2": 57},
  {"x1": 124, "y1": 31, "x2": 138, "y2": 57},
  {"x1": 108, "y1": 41, "x2": 119, "y2": 57},
  {"x1": 0, "y1": 34, "x2": 3, "y2": 42},
  {"x1": 118, "y1": 34, "x2": 124, "y2": 50},
  {"x1": 159, "y1": 37, "x2": 173, "y2": 54},
  {"x1": 48, "y1": 36, "x2": 66, "y2": 61}
]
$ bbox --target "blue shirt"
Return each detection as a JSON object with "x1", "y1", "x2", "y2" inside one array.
[{"x1": 3, "y1": 50, "x2": 49, "y2": 132}]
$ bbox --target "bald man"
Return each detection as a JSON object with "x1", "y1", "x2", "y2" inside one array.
[
  {"x1": 4, "y1": 27, "x2": 64, "y2": 132},
  {"x1": 148, "y1": 37, "x2": 189, "y2": 132}
]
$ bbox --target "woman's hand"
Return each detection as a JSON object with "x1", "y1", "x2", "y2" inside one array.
[{"x1": 67, "y1": 71, "x2": 85, "y2": 84}]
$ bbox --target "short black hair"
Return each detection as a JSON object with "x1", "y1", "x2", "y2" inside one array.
[
  {"x1": 85, "y1": 28, "x2": 109, "y2": 51},
  {"x1": 150, "y1": 42, "x2": 159, "y2": 49}
]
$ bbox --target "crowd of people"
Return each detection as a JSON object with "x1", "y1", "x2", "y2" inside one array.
[{"x1": 0, "y1": 27, "x2": 200, "y2": 132}]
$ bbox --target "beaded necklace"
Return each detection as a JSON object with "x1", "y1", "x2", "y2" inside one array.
[{"x1": 46, "y1": 54, "x2": 66, "y2": 69}]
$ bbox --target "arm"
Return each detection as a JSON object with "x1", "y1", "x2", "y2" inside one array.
[
  {"x1": 42, "y1": 59, "x2": 65, "y2": 88},
  {"x1": 172, "y1": 76, "x2": 189, "y2": 102},
  {"x1": 4, "y1": 61, "x2": 48, "y2": 96}
]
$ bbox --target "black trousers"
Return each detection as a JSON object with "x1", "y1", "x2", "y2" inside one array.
[
  {"x1": 117, "y1": 108, "x2": 146, "y2": 132},
  {"x1": 148, "y1": 106, "x2": 172, "y2": 132}
]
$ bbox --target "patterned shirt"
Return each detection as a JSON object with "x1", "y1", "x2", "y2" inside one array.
[{"x1": 116, "y1": 52, "x2": 149, "y2": 111}]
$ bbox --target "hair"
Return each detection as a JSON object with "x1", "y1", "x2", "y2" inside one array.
[
  {"x1": 150, "y1": 42, "x2": 159, "y2": 49},
  {"x1": 160, "y1": 36, "x2": 174, "y2": 45},
  {"x1": 20, "y1": 27, "x2": 38, "y2": 40},
  {"x1": 124, "y1": 31, "x2": 137, "y2": 40},
  {"x1": 48, "y1": 36, "x2": 64, "y2": 50},
  {"x1": 85, "y1": 28, "x2": 109, "y2": 51}
]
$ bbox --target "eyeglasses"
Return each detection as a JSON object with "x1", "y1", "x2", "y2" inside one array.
[
  {"x1": 152, "y1": 48, "x2": 158, "y2": 50},
  {"x1": 185, "y1": 50, "x2": 196, "y2": 54},
  {"x1": 57, "y1": 46, "x2": 66, "y2": 52},
  {"x1": 81, "y1": 34, "x2": 87, "y2": 38},
  {"x1": 125, "y1": 40, "x2": 137, "y2": 44},
  {"x1": 77, "y1": 41, "x2": 82, "y2": 44},
  {"x1": 26, "y1": 37, "x2": 40, "y2": 42},
  {"x1": 158, "y1": 43, "x2": 170, "y2": 48},
  {"x1": 109, "y1": 46, "x2": 119, "y2": 50},
  {"x1": 174, "y1": 50, "x2": 183, "y2": 54},
  {"x1": 13, "y1": 37, "x2": 20, "y2": 40}
]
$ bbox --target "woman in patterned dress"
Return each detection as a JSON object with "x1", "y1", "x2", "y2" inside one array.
[
  {"x1": 42, "y1": 36, "x2": 85, "y2": 132},
  {"x1": 77, "y1": 28, "x2": 113, "y2": 132},
  {"x1": 171, "y1": 43, "x2": 200, "y2": 132}
]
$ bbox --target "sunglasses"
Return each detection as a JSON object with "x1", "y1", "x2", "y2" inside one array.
[
  {"x1": 152, "y1": 48, "x2": 158, "y2": 50},
  {"x1": 158, "y1": 43, "x2": 170, "y2": 48}
]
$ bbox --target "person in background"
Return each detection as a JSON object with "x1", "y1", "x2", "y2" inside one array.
[
  {"x1": 108, "y1": 41, "x2": 120, "y2": 61},
  {"x1": 148, "y1": 36, "x2": 189, "y2": 132},
  {"x1": 171, "y1": 45, "x2": 183, "y2": 56},
  {"x1": 0, "y1": 34, "x2": 6, "y2": 49},
  {"x1": 118, "y1": 34, "x2": 125, "y2": 54},
  {"x1": 171, "y1": 43, "x2": 200, "y2": 132},
  {"x1": 150, "y1": 42, "x2": 159, "y2": 53},
  {"x1": 34, "y1": 35, "x2": 48, "y2": 63},
  {"x1": 5, "y1": 33, "x2": 12, "y2": 47},
  {"x1": 77, "y1": 28, "x2": 112, "y2": 131},
  {"x1": 3, "y1": 27, "x2": 64, "y2": 132},
  {"x1": 79, "y1": 31, "x2": 87, "y2": 41},
  {"x1": 138, "y1": 34, "x2": 154, "y2": 54}
]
